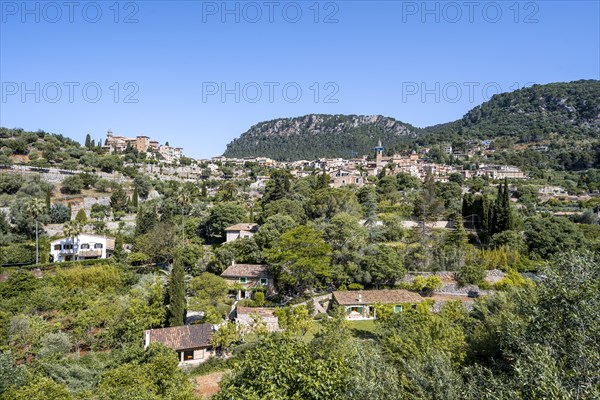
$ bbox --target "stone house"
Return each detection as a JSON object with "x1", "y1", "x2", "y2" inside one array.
[
  {"x1": 220, "y1": 262, "x2": 275, "y2": 300},
  {"x1": 332, "y1": 289, "x2": 423, "y2": 320},
  {"x1": 224, "y1": 223, "x2": 259, "y2": 242},
  {"x1": 144, "y1": 323, "x2": 214, "y2": 364}
]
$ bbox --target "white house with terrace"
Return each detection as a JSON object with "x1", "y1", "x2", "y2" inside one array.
[{"x1": 49, "y1": 233, "x2": 115, "y2": 262}]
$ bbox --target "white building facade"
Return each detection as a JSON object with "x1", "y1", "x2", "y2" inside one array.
[{"x1": 49, "y1": 233, "x2": 115, "y2": 262}]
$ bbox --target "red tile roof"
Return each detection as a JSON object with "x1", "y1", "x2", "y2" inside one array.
[
  {"x1": 333, "y1": 289, "x2": 423, "y2": 305},
  {"x1": 225, "y1": 223, "x2": 259, "y2": 232},
  {"x1": 221, "y1": 264, "x2": 271, "y2": 279},
  {"x1": 144, "y1": 323, "x2": 213, "y2": 351}
]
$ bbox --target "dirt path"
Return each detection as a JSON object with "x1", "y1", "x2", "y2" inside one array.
[{"x1": 193, "y1": 371, "x2": 228, "y2": 399}]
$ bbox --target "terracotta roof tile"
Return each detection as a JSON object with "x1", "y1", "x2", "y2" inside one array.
[
  {"x1": 221, "y1": 264, "x2": 271, "y2": 279},
  {"x1": 145, "y1": 323, "x2": 213, "y2": 351},
  {"x1": 333, "y1": 289, "x2": 423, "y2": 305},
  {"x1": 225, "y1": 223, "x2": 259, "y2": 232}
]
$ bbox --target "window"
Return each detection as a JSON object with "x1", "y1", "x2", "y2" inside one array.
[
  {"x1": 63, "y1": 244, "x2": 73, "y2": 250},
  {"x1": 394, "y1": 305, "x2": 403, "y2": 313},
  {"x1": 94, "y1": 243, "x2": 103, "y2": 249},
  {"x1": 80, "y1": 244, "x2": 90, "y2": 249},
  {"x1": 239, "y1": 277, "x2": 247, "y2": 283},
  {"x1": 54, "y1": 245, "x2": 61, "y2": 250},
  {"x1": 260, "y1": 278, "x2": 268, "y2": 285}
]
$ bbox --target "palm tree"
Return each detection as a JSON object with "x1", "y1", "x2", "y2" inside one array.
[
  {"x1": 63, "y1": 220, "x2": 82, "y2": 261},
  {"x1": 176, "y1": 186, "x2": 191, "y2": 247},
  {"x1": 221, "y1": 181, "x2": 238, "y2": 201},
  {"x1": 27, "y1": 198, "x2": 45, "y2": 264}
]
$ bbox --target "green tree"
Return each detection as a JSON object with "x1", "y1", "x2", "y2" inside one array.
[
  {"x1": 273, "y1": 305, "x2": 314, "y2": 337},
  {"x1": 27, "y1": 198, "x2": 45, "y2": 264},
  {"x1": 133, "y1": 174, "x2": 152, "y2": 199},
  {"x1": 265, "y1": 225, "x2": 332, "y2": 295},
  {"x1": 74, "y1": 208, "x2": 88, "y2": 225},
  {"x1": 397, "y1": 172, "x2": 421, "y2": 191},
  {"x1": 135, "y1": 222, "x2": 178, "y2": 264},
  {"x1": 188, "y1": 272, "x2": 230, "y2": 323},
  {"x1": 62, "y1": 220, "x2": 81, "y2": 255},
  {"x1": 380, "y1": 303, "x2": 467, "y2": 367},
  {"x1": 110, "y1": 184, "x2": 129, "y2": 213},
  {"x1": 360, "y1": 245, "x2": 406, "y2": 288},
  {"x1": 411, "y1": 275, "x2": 443, "y2": 296},
  {"x1": 9, "y1": 377, "x2": 72, "y2": 400},
  {"x1": 61, "y1": 175, "x2": 84, "y2": 194},
  {"x1": 131, "y1": 186, "x2": 139, "y2": 209},
  {"x1": 260, "y1": 198, "x2": 307, "y2": 224},
  {"x1": 0, "y1": 352, "x2": 26, "y2": 395},
  {"x1": 527, "y1": 251, "x2": 600, "y2": 396},
  {"x1": 201, "y1": 202, "x2": 246, "y2": 243},
  {"x1": 45, "y1": 188, "x2": 51, "y2": 211},
  {"x1": 524, "y1": 216, "x2": 584, "y2": 259},
  {"x1": 261, "y1": 169, "x2": 292, "y2": 206},
  {"x1": 307, "y1": 188, "x2": 361, "y2": 220},
  {"x1": 362, "y1": 186, "x2": 380, "y2": 242},
  {"x1": 167, "y1": 257, "x2": 186, "y2": 327},
  {"x1": 175, "y1": 186, "x2": 191, "y2": 247},
  {"x1": 491, "y1": 179, "x2": 513, "y2": 234},
  {"x1": 210, "y1": 322, "x2": 241, "y2": 355},
  {"x1": 254, "y1": 214, "x2": 297, "y2": 249},
  {"x1": 214, "y1": 335, "x2": 348, "y2": 400}
]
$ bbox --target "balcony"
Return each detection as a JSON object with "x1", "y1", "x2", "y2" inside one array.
[{"x1": 79, "y1": 249, "x2": 102, "y2": 258}]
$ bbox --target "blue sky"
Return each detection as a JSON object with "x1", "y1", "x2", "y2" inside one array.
[{"x1": 1, "y1": 0, "x2": 599, "y2": 158}]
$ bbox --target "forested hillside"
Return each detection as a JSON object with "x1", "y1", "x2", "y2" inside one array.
[
  {"x1": 223, "y1": 114, "x2": 417, "y2": 160},
  {"x1": 224, "y1": 80, "x2": 600, "y2": 162},
  {"x1": 420, "y1": 79, "x2": 600, "y2": 143}
]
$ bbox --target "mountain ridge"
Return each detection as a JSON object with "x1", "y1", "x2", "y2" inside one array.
[{"x1": 223, "y1": 80, "x2": 600, "y2": 161}]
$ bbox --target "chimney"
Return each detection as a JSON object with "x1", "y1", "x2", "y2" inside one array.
[
  {"x1": 357, "y1": 293, "x2": 362, "y2": 303},
  {"x1": 144, "y1": 331, "x2": 150, "y2": 349}
]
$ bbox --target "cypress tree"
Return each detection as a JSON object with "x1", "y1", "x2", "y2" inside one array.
[
  {"x1": 75, "y1": 208, "x2": 88, "y2": 224},
  {"x1": 113, "y1": 234, "x2": 124, "y2": 262},
  {"x1": 45, "y1": 189, "x2": 51, "y2": 212},
  {"x1": 168, "y1": 256, "x2": 186, "y2": 327},
  {"x1": 502, "y1": 179, "x2": 513, "y2": 230},
  {"x1": 491, "y1": 179, "x2": 512, "y2": 234},
  {"x1": 131, "y1": 187, "x2": 139, "y2": 208},
  {"x1": 201, "y1": 181, "x2": 208, "y2": 198},
  {"x1": 483, "y1": 195, "x2": 492, "y2": 233},
  {"x1": 85, "y1": 133, "x2": 91, "y2": 149}
]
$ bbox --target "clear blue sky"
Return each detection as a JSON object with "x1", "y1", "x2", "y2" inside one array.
[{"x1": 1, "y1": 0, "x2": 599, "y2": 159}]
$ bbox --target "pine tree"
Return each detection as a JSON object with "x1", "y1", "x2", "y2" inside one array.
[
  {"x1": 75, "y1": 208, "x2": 88, "y2": 225},
  {"x1": 110, "y1": 185, "x2": 129, "y2": 212},
  {"x1": 85, "y1": 134, "x2": 91, "y2": 149},
  {"x1": 168, "y1": 256, "x2": 186, "y2": 327},
  {"x1": 317, "y1": 166, "x2": 329, "y2": 189}
]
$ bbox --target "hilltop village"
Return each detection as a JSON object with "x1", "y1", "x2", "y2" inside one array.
[{"x1": 0, "y1": 125, "x2": 598, "y2": 399}]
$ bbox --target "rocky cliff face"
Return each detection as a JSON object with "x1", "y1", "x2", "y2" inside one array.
[{"x1": 223, "y1": 114, "x2": 417, "y2": 160}]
